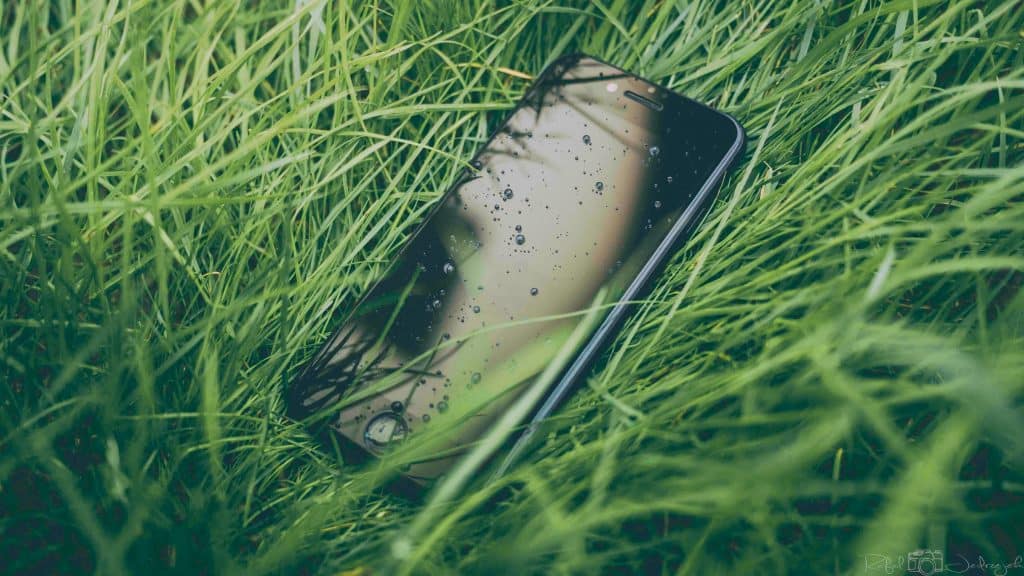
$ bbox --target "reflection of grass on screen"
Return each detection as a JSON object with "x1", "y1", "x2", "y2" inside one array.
[
  {"x1": 376, "y1": 303, "x2": 587, "y2": 472},
  {"x1": 1, "y1": 1, "x2": 1023, "y2": 574}
]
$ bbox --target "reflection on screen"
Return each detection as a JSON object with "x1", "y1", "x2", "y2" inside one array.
[{"x1": 289, "y1": 56, "x2": 736, "y2": 478}]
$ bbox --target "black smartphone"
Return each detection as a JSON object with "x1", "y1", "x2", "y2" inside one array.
[{"x1": 286, "y1": 54, "x2": 745, "y2": 482}]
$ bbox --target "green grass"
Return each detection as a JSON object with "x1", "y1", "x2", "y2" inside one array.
[{"x1": 2, "y1": 0, "x2": 1023, "y2": 573}]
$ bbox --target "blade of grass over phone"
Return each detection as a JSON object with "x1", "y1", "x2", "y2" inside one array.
[
  {"x1": 1, "y1": 0, "x2": 1023, "y2": 574},
  {"x1": 387, "y1": 289, "x2": 607, "y2": 574}
]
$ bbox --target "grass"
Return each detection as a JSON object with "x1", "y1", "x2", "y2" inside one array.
[{"x1": 2, "y1": 0, "x2": 1023, "y2": 573}]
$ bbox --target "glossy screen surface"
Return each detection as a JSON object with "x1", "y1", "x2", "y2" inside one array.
[{"x1": 289, "y1": 56, "x2": 739, "y2": 478}]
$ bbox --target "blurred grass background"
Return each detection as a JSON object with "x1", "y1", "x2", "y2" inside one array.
[{"x1": 2, "y1": 0, "x2": 1023, "y2": 574}]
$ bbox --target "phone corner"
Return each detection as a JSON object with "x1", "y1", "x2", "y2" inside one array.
[
  {"x1": 544, "y1": 52, "x2": 587, "y2": 71},
  {"x1": 725, "y1": 114, "x2": 748, "y2": 159}
]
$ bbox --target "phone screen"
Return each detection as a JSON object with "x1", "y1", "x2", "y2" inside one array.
[{"x1": 290, "y1": 55, "x2": 741, "y2": 478}]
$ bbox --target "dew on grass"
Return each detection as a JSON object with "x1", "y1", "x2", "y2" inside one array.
[
  {"x1": 390, "y1": 401, "x2": 404, "y2": 413},
  {"x1": 471, "y1": 372, "x2": 482, "y2": 384},
  {"x1": 649, "y1": 146, "x2": 660, "y2": 157},
  {"x1": 472, "y1": 305, "x2": 481, "y2": 313},
  {"x1": 594, "y1": 181, "x2": 604, "y2": 192},
  {"x1": 502, "y1": 188, "x2": 514, "y2": 200},
  {"x1": 443, "y1": 261, "x2": 455, "y2": 274},
  {"x1": 437, "y1": 401, "x2": 449, "y2": 413},
  {"x1": 530, "y1": 287, "x2": 539, "y2": 295},
  {"x1": 514, "y1": 234, "x2": 526, "y2": 245},
  {"x1": 583, "y1": 134, "x2": 591, "y2": 145}
]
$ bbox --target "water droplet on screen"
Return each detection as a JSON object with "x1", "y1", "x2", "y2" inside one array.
[
  {"x1": 431, "y1": 299, "x2": 442, "y2": 310},
  {"x1": 502, "y1": 188, "x2": 514, "y2": 200},
  {"x1": 472, "y1": 305, "x2": 481, "y2": 313},
  {"x1": 649, "y1": 146, "x2": 660, "y2": 156},
  {"x1": 582, "y1": 134, "x2": 591, "y2": 145},
  {"x1": 595, "y1": 181, "x2": 604, "y2": 192},
  {"x1": 470, "y1": 160, "x2": 482, "y2": 170},
  {"x1": 471, "y1": 372, "x2": 482, "y2": 384},
  {"x1": 530, "y1": 287, "x2": 539, "y2": 296},
  {"x1": 666, "y1": 176, "x2": 674, "y2": 183},
  {"x1": 390, "y1": 401, "x2": 404, "y2": 413},
  {"x1": 515, "y1": 224, "x2": 522, "y2": 232},
  {"x1": 364, "y1": 413, "x2": 407, "y2": 447},
  {"x1": 442, "y1": 261, "x2": 455, "y2": 274},
  {"x1": 421, "y1": 414, "x2": 431, "y2": 422},
  {"x1": 442, "y1": 332, "x2": 451, "y2": 340},
  {"x1": 437, "y1": 401, "x2": 449, "y2": 413},
  {"x1": 654, "y1": 200, "x2": 662, "y2": 209},
  {"x1": 514, "y1": 234, "x2": 526, "y2": 245}
]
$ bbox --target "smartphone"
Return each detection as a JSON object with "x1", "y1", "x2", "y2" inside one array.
[{"x1": 286, "y1": 54, "x2": 745, "y2": 482}]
